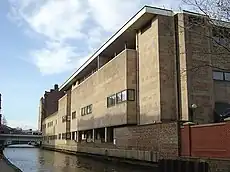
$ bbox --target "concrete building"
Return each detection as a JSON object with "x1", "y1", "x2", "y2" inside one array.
[{"x1": 39, "y1": 6, "x2": 230, "y2": 161}]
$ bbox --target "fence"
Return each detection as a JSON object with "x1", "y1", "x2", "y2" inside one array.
[{"x1": 181, "y1": 121, "x2": 230, "y2": 158}]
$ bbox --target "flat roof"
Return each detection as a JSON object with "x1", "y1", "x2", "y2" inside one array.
[{"x1": 59, "y1": 6, "x2": 174, "y2": 91}]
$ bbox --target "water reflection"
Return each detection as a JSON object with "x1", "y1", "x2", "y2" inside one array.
[{"x1": 4, "y1": 145, "x2": 157, "y2": 172}]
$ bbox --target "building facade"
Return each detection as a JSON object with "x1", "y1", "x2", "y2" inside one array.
[{"x1": 39, "y1": 6, "x2": 230, "y2": 159}]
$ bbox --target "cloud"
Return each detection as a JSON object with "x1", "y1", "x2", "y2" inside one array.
[
  {"x1": 8, "y1": 0, "x2": 182, "y2": 75},
  {"x1": 88, "y1": 0, "x2": 141, "y2": 32},
  {"x1": 7, "y1": 119, "x2": 37, "y2": 130},
  {"x1": 31, "y1": 41, "x2": 86, "y2": 75}
]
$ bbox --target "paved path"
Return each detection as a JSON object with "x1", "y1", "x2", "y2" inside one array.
[{"x1": 0, "y1": 154, "x2": 18, "y2": 172}]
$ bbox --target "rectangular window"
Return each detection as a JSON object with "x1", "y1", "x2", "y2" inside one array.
[
  {"x1": 116, "y1": 92, "x2": 122, "y2": 103},
  {"x1": 81, "y1": 105, "x2": 92, "y2": 116},
  {"x1": 121, "y1": 90, "x2": 127, "y2": 101},
  {"x1": 81, "y1": 108, "x2": 84, "y2": 116},
  {"x1": 62, "y1": 133, "x2": 66, "y2": 140},
  {"x1": 127, "y1": 89, "x2": 135, "y2": 101},
  {"x1": 213, "y1": 71, "x2": 224, "y2": 80},
  {"x1": 62, "y1": 116, "x2": 66, "y2": 123},
  {"x1": 59, "y1": 134, "x2": 61, "y2": 140},
  {"x1": 72, "y1": 111, "x2": 76, "y2": 119},
  {"x1": 87, "y1": 104, "x2": 92, "y2": 114},
  {"x1": 117, "y1": 90, "x2": 127, "y2": 103},
  {"x1": 107, "y1": 94, "x2": 116, "y2": 107},
  {"x1": 224, "y1": 72, "x2": 230, "y2": 81},
  {"x1": 72, "y1": 132, "x2": 75, "y2": 140}
]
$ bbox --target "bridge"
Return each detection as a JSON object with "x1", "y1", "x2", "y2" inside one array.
[{"x1": 0, "y1": 134, "x2": 42, "y2": 143}]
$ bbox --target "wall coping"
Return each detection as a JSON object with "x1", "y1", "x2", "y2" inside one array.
[{"x1": 190, "y1": 122, "x2": 226, "y2": 128}]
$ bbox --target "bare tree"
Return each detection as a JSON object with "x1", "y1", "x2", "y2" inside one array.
[
  {"x1": 179, "y1": 0, "x2": 230, "y2": 74},
  {"x1": 2, "y1": 116, "x2": 7, "y2": 126}
]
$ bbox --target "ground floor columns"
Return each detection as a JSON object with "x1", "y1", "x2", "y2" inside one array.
[
  {"x1": 105, "y1": 127, "x2": 107, "y2": 142},
  {"x1": 74, "y1": 131, "x2": 77, "y2": 141},
  {"x1": 92, "y1": 129, "x2": 95, "y2": 142},
  {"x1": 76, "y1": 131, "x2": 79, "y2": 142}
]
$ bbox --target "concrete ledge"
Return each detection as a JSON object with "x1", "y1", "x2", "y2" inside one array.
[
  {"x1": 41, "y1": 145, "x2": 158, "y2": 168},
  {"x1": 1, "y1": 153, "x2": 22, "y2": 172}
]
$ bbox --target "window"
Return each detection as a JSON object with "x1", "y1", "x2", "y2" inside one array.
[
  {"x1": 81, "y1": 105, "x2": 92, "y2": 116},
  {"x1": 127, "y1": 89, "x2": 135, "y2": 101},
  {"x1": 62, "y1": 133, "x2": 66, "y2": 140},
  {"x1": 87, "y1": 104, "x2": 92, "y2": 114},
  {"x1": 58, "y1": 134, "x2": 61, "y2": 140},
  {"x1": 107, "y1": 94, "x2": 116, "y2": 107},
  {"x1": 107, "y1": 89, "x2": 136, "y2": 108},
  {"x1": 72, "y1": 111, "x2": 76, "y2": 119},
  {"x1": 116, "y1": 92, "x2": 122, "y2": 103},
  {"x1": 72, "y1": 132, "x2": 75, "y2": 140},
  {"x1": 62, "y1": 116, "x2": 66, "y2": 123},
  {"x1": 213, "y1": 71, "x2": 224, "y2": 80},
  {"x1": 224, "y1": 72, "x2": 230, "y2": 81},
  {"x1": 116, "y1": 90, "x2": 127, "y2": 103},
  {"x1": 81, "y1": 108, "x2": 84, "y2": 116},
  {"x1": 213, "y1": 71, "x2": 230, "y2": 81}
]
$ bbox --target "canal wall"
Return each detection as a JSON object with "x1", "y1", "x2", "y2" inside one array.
[{"x1": 0, "y1": 153, "x2": 22, "y2": 172}]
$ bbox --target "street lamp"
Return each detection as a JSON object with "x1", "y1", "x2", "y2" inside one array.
[{"x1": 189, "y1": 103, "x2": 197, "y2": 122}]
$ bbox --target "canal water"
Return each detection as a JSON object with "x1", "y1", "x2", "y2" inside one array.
[{"x1": 4, "y1": 145, "x2": 158, "y2": 172}]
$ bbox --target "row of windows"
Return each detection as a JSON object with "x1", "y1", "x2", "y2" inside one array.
[
  {"x1": 81, "y1": 104, "x2": 92, "y2": 116},
  {"x1": 47, "y1": 121, "x2": 53, "y2": 127},
  {"x1": 213, "y1": 71, "x2": 230, "y2": 81},
  {"x1": 107, "y1": 89, "x2": 135, "y2": 108}
]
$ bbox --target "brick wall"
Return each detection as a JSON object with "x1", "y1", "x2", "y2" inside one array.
[
  {"x1": 43, "y1": 85, "x2": 64, "y2": 118},
  {"x1": 114, "y1": 122, "x2": 179, "y2": 159},
  {"x1": 181, "y1": 122, "x2": 230, "y2": 158}
]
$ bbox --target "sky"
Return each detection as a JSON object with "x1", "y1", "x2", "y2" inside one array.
[{"x1": 0, "y1": 0, "x2": 185, "y2": 130}]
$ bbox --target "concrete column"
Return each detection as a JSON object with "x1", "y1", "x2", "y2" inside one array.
[
  {"x1": 105, "y1": 127, "x2": 107, "y2": 142},
  {"x1": 92, "y1": 129, "x2": 95, "y2": 142},
  {"x1": 76, "y1": 131, "x2": 79, "y2": 142},
  {"x1": 74, "y1": 131, "x2": 77, "y2": 140}
]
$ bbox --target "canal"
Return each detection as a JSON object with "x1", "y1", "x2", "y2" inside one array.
[{"x1": 4, "y1": 145, "x2": 158, "y2": 172}]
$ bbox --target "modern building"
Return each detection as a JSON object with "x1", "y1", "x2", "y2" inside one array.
[{"x1": 39, "y1": 6, "x2": 230, "y2": 159}]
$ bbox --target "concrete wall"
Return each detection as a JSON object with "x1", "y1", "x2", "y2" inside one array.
[
  {"x1": 138, "y1": 15, "x2": 177, "y2": 125},
  {"x1": 70, "y1": 49, "x2": 137, "y2": 131},
  {"x1": 138, "y1": 16, "x2": 161, "y2": 124}
]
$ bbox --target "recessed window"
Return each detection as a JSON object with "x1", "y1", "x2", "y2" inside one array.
[
  {"x1": 213, "y1": 71, "x2": 224, "y2": 80},
  {"x1": 72, "y1": 111, "x2": 76, "y2": 119},
  {"x1": 107, "y1": 94, "x2": 116, "y2": 107}
]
